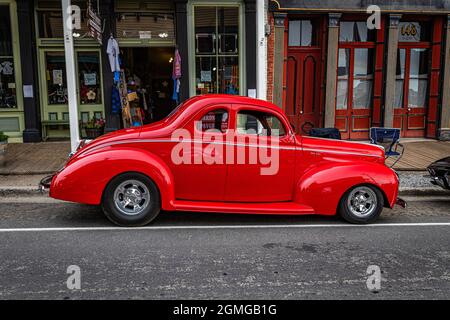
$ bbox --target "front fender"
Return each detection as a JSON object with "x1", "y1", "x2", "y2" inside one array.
[
  {"x1": 294, "y1": 162, "x2": 399, "y2": 215},
  {"x1": 50, "y1": 146, "x2": 175, "y2": 210}
]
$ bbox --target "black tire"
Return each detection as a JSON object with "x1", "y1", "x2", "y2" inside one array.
[
  {"x1": 101, "y1": 172, "x2": 161, "y2": 227},
  {"x1": 338, "y1": 184, "x2": 384, "y2": 224}
]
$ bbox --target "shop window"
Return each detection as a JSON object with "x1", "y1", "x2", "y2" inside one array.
[
  {"x1": 398, "y1": 21, "x2": 431, "y2": 42},
  {"x1": 339, "y1": 21, "x2": 376, "y2": 42},
  {"x1": 116, "y1": 12, "x2": 175, "y2": 41},
  {"x1": 197, "y1": 109, "x2": 229, "y2": 133},
  {"x1": 408, "y1": 48, "x2": 429, "y2": 108},
  {"x1": 0, "y1": 6, "x2": 17, "y2": 109},
  {"x1": 236, "y1": 111, "x2": 286, "y2": 137},
  {"x1": 288, "y1": 20, "x2": 316, "y2": 46},
  {"x1": 394, "y1": 48, "x2": 429, "y2": 109},
  {"x1": 194, "y1": 6, "x2": 239, "y2": 95},
  {"x1": 78, "y1": 52, "x2": 102, "y2": 105},
  {"x1": 45, "y1": 52, "x2": 68, "y2": 105},
  {"x1": 336, "y1": 49, "x2": 350, "y2": 110},
  {"x1": 352, "y1": 49, "x2": 374, "y2": 109}
]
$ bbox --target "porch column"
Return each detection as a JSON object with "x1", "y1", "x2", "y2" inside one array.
[
  {"x1": 439, "y1": 15, "x2": 450, "y2": 140},
  {"x1": 383, "y1": 14, "x2": 402, "y2": 128},
  {"x1": 324, "y1": 13, "x2": 341, "y2": 128},
  {"x1": 272, "y1": 13, "x2": 286, "y2": 108},
  {"x1": 17, "y1": 0, "x2": 41, "y2": 142}
]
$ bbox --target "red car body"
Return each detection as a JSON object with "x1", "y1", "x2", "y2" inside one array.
[{"x1": 49, "y1": 95, "x2": 399, "y2": 217}]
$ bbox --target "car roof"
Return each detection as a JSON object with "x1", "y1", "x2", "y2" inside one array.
[{"x1": 186, "y1": 94, "x2": 283, "y2": 114}]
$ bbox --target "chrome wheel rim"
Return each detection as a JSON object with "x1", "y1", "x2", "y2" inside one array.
[
  {"x1": 113, "y1": 180, "x2": 150, "y2": 216},
  {"x1": 347, "y1": 186, "x2": 377, "y2": 217}
]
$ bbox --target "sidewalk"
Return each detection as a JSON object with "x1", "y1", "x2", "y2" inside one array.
[{"x1": 0, "y1": 139, "x2": 448, "y2": 196}]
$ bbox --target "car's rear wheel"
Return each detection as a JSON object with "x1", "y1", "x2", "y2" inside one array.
[
  {"x1": 101, "y1": 172, "x2": 161, "y2": 227},
  {"x1": 338, "y1": 185, "x2": 384, "y2": 224}
]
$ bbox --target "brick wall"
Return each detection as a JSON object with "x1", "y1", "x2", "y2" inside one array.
[{"x1": 266, "y1": 13, "x2": 275, "y2": 103}]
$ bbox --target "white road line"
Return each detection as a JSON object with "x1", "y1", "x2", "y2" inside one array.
[{"x1": 0, "y1": 222, "x2": 449, "y2": 233}]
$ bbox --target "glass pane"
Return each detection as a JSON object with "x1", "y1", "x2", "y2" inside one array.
[
  {"x1": 353, "y1": 80, "x2": 372, "y2": 109},
  {"x1": 265, "y1": 115, "x2": 286, "y2": 136},
  {"x1": 218, "y1": 7, "x2": 238, "y2": 54},
  {"x1": 289, "y1": 20, "x2": 315, "y2": 46},
  {"x1": 336, "y1": 80, "x2": 348, "y2": 110},
  {"x1": 398, "y1": 21, "x2": 431, "y2": 42},
  {"x1": 197, "y1": 109, "x2": 228, "y2": 133},
  {"x1": 45, "y1": 52, "x2": 68, "y2": 105},
  {"x1": 396, "y1": 49, "x2": 406, "y2": 78},
  {"x1": 337, "y1": 49, "x2": 350, "y2": 77},
  {"x1": 408, "y1": 79, "x2": 428, "y2": 108},
  {"x1": 37, "y1": 10, "x2": 90, "y2": 38},
  {"x1": 236, "y1": 112, "x2": 264, "y2": 135},
  {"x1": 218, "y1": 57, "x2": 239, "y2": 95},
  {"x1": 337, "y1": 49, "x2": 349, "y2": 110},
  {"x1": 196, "y1": 56, "x2": 217, "y2": 95},
  {"x1": 354, "y1": 48, "x2": 374, "y2": 77},
  {"x1": 195, "y1": 7, "x2": 216, "y2": 54},
  {"x1": 78, "y1": 52, "x2": 102, "y2": 104},
  {"x1": 288, "y1": 20, "x2": 301, "y2": 46},
  {"x1": 339, "y1": 22, "x2": 353, "y2": 42},
  {"x1": 409, "y1": 48, "x2": 429, "y2": 78},
  {"x1": 394, "y1": 80, "x2": 404, "y2": 109},
  {"x1": 0, "y1": 6, "x2": 16, "y2": 109},
  {"x1": 339, "y1": 21, "x2": 375, "y2": 42},
  {"x1": 116, "y1": 13, "x2": 175, "y2": 40},
  {"x1": 0, "y1": 5, "x2": 12, "y2": 56}
]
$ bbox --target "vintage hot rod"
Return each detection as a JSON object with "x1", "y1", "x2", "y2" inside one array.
[{"x1": 41, "y1": 95, "x2": 405, "y2": 226}]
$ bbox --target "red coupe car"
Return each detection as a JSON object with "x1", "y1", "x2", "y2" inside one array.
[{"x1": 42, "y1": 95, "x2": 404, "y2": 226}]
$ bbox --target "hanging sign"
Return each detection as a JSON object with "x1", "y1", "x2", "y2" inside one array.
[
  {"x1": 87, "y1": 4, "x2": 102, "y2": 45},
  {"x1": 399, "y1": 22, "x2": 421, "y2": 42}
]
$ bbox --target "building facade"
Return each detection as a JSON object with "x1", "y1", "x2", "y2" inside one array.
[
  {"x1": 267, "y1": 0, "x2": 450, "y2": 140},
  {"x1": 0, "y1": 0, "x2": 257, "y2": 142}
]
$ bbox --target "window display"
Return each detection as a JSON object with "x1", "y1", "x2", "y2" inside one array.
[
  {"x1": 45, "y1": 52, "x2": 68, "y2": 105},
  {"x1": 78, "y1": 52, "x2": 102, "y2": 104},
  {"x1": 194, "y1": 6, "x2": 239, "y2": 95}
]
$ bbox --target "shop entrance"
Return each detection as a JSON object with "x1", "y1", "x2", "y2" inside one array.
[
  {"x1": 285, "y1": 19, "x2": 323, "y2": 134},
  {"x1": 121, "y1": 47, "x2": 175, "y2": 123}
]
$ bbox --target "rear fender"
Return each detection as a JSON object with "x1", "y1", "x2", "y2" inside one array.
[
  {"x1": 50, "y1": 146, "x2": 175, "y2": 210},
  {"x1": 294, "y1": 162, "x2": 399, "y2": 215}
]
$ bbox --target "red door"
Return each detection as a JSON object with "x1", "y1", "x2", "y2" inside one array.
[
  {"x1": 393, "y1": 46, "x2": 430, "y2": 137},
  {"x1": 285, "y1": 19, "x2": 323, "y2": 135},
  {"x1": 335, "y1": 46, "x2": 374, "y2": 140}
]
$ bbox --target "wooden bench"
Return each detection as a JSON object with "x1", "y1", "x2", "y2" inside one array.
[{"x1": 41, "y1": 120, "x2": 70, "y2": 141}]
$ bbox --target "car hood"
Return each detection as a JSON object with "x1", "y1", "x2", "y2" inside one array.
[{"x1": 301, "y1": 136, "x2": 385, "y2": 160}]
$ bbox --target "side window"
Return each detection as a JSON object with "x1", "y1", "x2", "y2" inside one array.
[
  {"x1": 236, "y1": 110, "x2": 286, "y2": 137},
  {"x1": 197, "y1": 109, "x2": 229, "y2": 133}
]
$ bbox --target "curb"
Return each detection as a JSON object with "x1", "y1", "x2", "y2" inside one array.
[{"x1": 0, "y1": 187, "x2": 448, "y2": 197}]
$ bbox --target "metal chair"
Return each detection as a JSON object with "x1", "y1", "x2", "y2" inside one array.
[{"x1": 369, "y1": 127, "x2": 404, "y2": 167}]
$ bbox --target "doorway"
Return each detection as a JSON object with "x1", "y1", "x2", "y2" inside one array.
[
  {"x1": 285, "y1": 19, "x2": 323, "y2": 134},
  {"x1": 121, "y1": 47, "x2": 175, "y2": 123}
]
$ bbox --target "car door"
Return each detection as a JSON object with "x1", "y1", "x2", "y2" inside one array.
[
  {"x1": 224, "y1": 105, "x2": 297, "y2": 202},
  {"x1": 169, "y1": 105, "x2": 231, "y2": 201}
]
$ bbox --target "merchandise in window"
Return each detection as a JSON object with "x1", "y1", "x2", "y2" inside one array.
[
  {"x1": 78, "y1": 52, "x2": 102, "y2": 104},
  {"x1": 194, "y1": 6, "x2": 239, "y2": 95}
]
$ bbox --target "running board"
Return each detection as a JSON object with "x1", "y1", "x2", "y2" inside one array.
[{"x1": 172, "y1": 201, "x2": 315, "y2": 215}]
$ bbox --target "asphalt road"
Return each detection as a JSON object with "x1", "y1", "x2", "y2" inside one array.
[{"x1": 0, "y1": 195, "x2": 449, "y2": 299}]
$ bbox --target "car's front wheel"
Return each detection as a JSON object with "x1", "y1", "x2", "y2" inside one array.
[
  {"x1": 338, "y1": 185, "x2": 384, "y2": 224},
  {"x1": 101, "y1": 172, "x2": 161, "y2": 227}
]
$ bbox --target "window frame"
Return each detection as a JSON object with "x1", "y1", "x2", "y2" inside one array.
[
  {"x1": 234, "y1": 109, "x2": 287, "y2": 138},
  {"x1": 188, "y1": 1, "x2": 245, "y2": 97}
]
